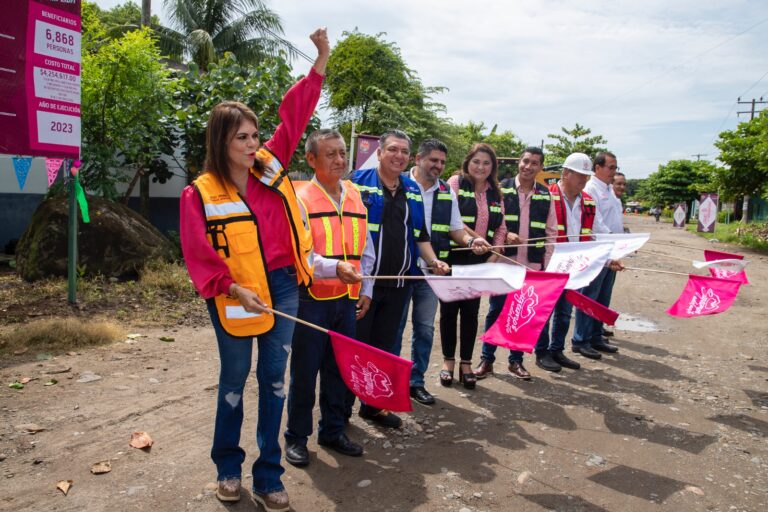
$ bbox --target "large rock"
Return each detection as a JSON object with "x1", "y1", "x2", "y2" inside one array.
[{"x1": 16, "y1": 195, "x2": 175, "y2": 281}]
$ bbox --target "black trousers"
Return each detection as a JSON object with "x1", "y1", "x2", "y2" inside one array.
[{"x1": 439, "y1": 298, "x2": 481, "y2": 361}]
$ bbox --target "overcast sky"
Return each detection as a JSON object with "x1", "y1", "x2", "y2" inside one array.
[{"x1": 94, "y1": 0, "x2": 768, "y2": 178}]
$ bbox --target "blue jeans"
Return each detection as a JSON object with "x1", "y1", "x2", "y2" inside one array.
[
  {"x1": 572, "y1": 267, "x2": 615, "y2": 347},
  {"x1": 206, "y1": 266, "x2": 298, "y2": 495},
  {"x1": 480, "y1": 294, "x2": 524, "y2": 364},
  {"x1": 396, "y1": 280, "x2": 439, "y2": 388},
  {"x1": 285, "y1": 292, "x2": 355, "y2": 446},
  {"x1": 539, "y1": 292, "x2": 572, "y2": 354}
]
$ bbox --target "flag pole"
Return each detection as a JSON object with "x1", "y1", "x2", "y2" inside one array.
[
  {"x1": 623, "y1": 266, "x2": 689, "y2": 277},
  {"x1": 490, "y1": 250, "x2": 535, "y2": 270},
  {"x1": 637, "y1": 250, "x2": 694, "y2": 263},
  {"x1": 263, "y1": 306, "x2": 330, "y2": 334},
  {"x1": 646, "y1": 240, "x2": 722, "y2": 252}
]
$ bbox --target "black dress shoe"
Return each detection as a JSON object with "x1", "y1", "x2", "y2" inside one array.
[
  {"x1": 284, "y1": 442, "x2": 309, "y2": 467},
  {"x1": 592, "y1": 340, "x2": 618, "y2": 353},
  {"x1": 535, "y1": 353, "x2": 562, "y2": 372},
  {"x1": 551, "y1": 351, "x2": 580, "y2": 370},
  {"x1": 318, "y1": 433, "x2": 363, "y2": 457},
  {"x1": 410, "y1": 386, "x2": 436, "y2": 405},
  {"x1": 572, "y1": 345, "x2": 602, "y2": 360},
  {"x1": 359, "y1": 408, "x2": 402, "y2": 428}
]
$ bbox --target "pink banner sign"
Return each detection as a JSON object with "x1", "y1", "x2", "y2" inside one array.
[
  {"x1": 355, "y1": 134, "x2": 380, "y2": 169},
  {"x1": 697, "y1": 193, "x2": 718, "y2": 233},
  {"x1": 45, "y1": 157, "x2": 64, "y2": 186},
  {"x1": 672, "y1": 203, "x2": 687, "y2": 228},
  {"x1": 565, "y1": 289, "x2": 620, "y2": 326},
  {"x1": 704, "y1": 249, "x2": 749, "y2": 284},
  {"x1": 330, "y1": 330, "x2": 413, "y2": 412},
  {"x1": 481, "y1": 271, "x2": 569, "y2": 353},
  {"x1": 666, "y1": 274, "x2": 741, "y2": 318},
  {"x1": 0, "y1": 1, "x2": 81, "y2": 158}
]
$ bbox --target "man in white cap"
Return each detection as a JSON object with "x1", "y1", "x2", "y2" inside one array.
[
  {"x1": 571, "y1": 152, "x2": 624, "y2": 354},
  {"x1": 534, "y1": 153, "x2": 599, "y2": 367}
]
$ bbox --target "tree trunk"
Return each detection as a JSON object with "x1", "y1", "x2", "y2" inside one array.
[
  {"x1": 741, "y1": 195, "x2": 750, "y2": 223},
  {"x1": 123, "y1": 168, "x2": 141, "y2": 205},
  {"x1": 141, "y1": 0, "x2": 151, "y2": 26},
  {"x1": 140, "y1": 172, "x2": 150, "y2": 219}
]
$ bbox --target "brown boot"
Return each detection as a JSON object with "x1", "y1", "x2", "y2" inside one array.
[{"x1": 473, "y1": 359, "x2": 494, "y2": 379}]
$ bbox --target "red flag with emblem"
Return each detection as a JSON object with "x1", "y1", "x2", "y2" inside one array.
[
  {"x1": 330, "y1": 330, "x2": 413, "y2": 412},
  {"x1": 481, "y1": 271, "x2": 569, "y2": 353},
  {"x1": 704, "y1": 250, "x2": 749, "y2": 284},
  {"x1": 666, "y1": 274, "x2": 741, "y2": 318},
  {"x1": 565, "y1": 289, "x2": 620, "y2": 326}
]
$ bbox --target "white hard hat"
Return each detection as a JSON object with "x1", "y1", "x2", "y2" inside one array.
[{"x1": 562, "y1": 153, "x2": 594, "y2": 175}]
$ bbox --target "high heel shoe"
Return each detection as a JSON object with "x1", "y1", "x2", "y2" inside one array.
[
  {"x1": 440, "y1": 358, "x2": 455, "y2": 387},
  {"x1": 459, "y1": 361, "x2": 477, "y2": 390}
]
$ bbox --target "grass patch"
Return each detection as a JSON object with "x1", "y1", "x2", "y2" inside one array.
[
  {"x1": 0, "y1": 317, "x2": 125, "y2": 354},
  {"x1": 688, "y1": 221, "x2": 768, "y2": 252}
]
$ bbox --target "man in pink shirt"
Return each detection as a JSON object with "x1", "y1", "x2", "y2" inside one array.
[{"x1": 475, "y1": 147, "x2": 572, "y2": 379}]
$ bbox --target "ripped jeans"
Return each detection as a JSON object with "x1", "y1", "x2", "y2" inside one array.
[{"x1": 206, "y1": 266, "x2": 298, "y2": 495}]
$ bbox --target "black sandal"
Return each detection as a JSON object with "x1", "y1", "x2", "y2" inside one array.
[
  {"x1": 440, "y1": 358, "x2": 455, "y2": 387},
  {"x1": 459, "y1": 360, "x2": 477, "y2": 390}
]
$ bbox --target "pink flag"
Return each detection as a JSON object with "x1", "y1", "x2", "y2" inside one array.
[
  {"x1": 666, "y1": 275, "x2": 741, "y2": 318},
  {"x1": 565, "y1": 290, "x2": 619, "y2": 326},
  {"x1": 330, "y1": 330, "x2": 413, "y2": 412},
  {"x1": 45, "y1": 158, "x2": 64, "y2": 187},
  {"x1": 704, "y1": 249, "x2": 749, "y2": 284},
  {"x1": 481, "y1": 271, "x2": 569, "y2": 353}
]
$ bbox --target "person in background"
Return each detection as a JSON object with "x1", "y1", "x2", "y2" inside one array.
[
  {"x1": 613, "y1": 172, "x2": 627, "y2": 201},
  {"x1": 179, "y1": 28, "x2": 329, "y2": 512},
  {"x1": 441, "y1": 143, "x2": 506, "y2": 389}
]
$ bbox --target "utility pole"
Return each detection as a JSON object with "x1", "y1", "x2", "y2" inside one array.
[
  {"x1": 735, "y1": 97, "x2": 766, "y2": 223},
  {"x1": 691, "y1": 153, "x2": 707, "y2": 161}
]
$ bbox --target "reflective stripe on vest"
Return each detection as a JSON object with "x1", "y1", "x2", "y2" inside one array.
[{"x1": 296, "y1": 180, "x2": 367, "y2": 300}]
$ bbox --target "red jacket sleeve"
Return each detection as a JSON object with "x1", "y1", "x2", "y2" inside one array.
[
  {"x1": 179, "y1": 185, "x2": 234, "y2": 299},
  {"x1": 264, "y1": 68, "x2": 324, "y2": 166}
]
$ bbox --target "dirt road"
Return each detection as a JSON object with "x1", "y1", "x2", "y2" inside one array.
[{"x1": 2, "y1": 215, "x2": 767, "y2": 511}]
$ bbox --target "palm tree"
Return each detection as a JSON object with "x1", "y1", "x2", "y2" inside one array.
[{"x1": 157, "y1": 0, "x2": 295, "y2": 71}]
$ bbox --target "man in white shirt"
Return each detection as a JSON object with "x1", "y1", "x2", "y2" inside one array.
[
  {"x1": 396, "y1": 139, "x2": 490, "y2": 405},
  {"x1": 571, "y1": 152, "x2": 623, "y2": 354}
]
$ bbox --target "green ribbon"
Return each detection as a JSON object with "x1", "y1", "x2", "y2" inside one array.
[{"x1": 74, "y1": 175, "x2": 90, "y2": 223}]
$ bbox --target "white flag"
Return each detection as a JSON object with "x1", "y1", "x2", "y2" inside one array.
[
  {"x1": 545, "y1": 241, "x2": 613, "y2": 290},
  {"x1": 692, "y1": 258, "x2": 749, "y2": 272},
  {"x1": 593, "y1": 232, "x2": 650, "y2": 260},
  {"x1": 426, "y1": 262, "x2": 525, "y2": 302}
]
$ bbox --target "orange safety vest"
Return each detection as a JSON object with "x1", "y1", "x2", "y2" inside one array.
[
  {"x1": 194, "y1": 147, "x2": 314, "y2": 337},
  {"x1": 296, "y1": 180, "x2": 368, "y2": 300}
]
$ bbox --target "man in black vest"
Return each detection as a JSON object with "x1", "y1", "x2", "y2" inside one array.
[
  {"x1": 475, "y1": 147, "x2": 579, "y2": 377},
  {"x1": 397, "y1": 139, "x2": 490, "y2": 405}
]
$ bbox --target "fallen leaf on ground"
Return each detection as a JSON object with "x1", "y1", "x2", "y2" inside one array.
[
  {"x1": 13, "y1": 348, "x2": 28, "y2": 355},
  {"x1": 129, "y1": 431, "x2": 153, "y2": 449},
  {"x1": 15, "y1": 423, "x2": 46, "y2": 433},
  {"x1": 19, "y1": 377, "x2": 37, "y2": 384},
  {"x1": 158, "y1": 336, "x2": 175, "y2": 342},
  {"x1": 518, "y1": 471, "x2": 532, "y2": 484},
  {"x1": 9, "y1": 381, "x2": 24, "y2": 389},
  {"x1": 126, "y1": 333, "x2": 145, "y2": 339},
  {"x1": 43, "y1": 366, "x2": 71, "y2": 374},
  {"x1": 36, "y1": 353, "x2": 52, "y2": 361},
  {"x1": 76, "y1": 372, "x2": 102, "y2": 383},
  {"x1": 45, "y1": 379, "x2": 58, "y2": 386},
  {"x1": 57, "y1": 480, "x2": 73, "y2": 495},
  {"x1": 90, "y1": 460, "x2": 112, "y2": 474},
  {"x1": 685, "y1": 485, "x2": 705, "y2": 496}
]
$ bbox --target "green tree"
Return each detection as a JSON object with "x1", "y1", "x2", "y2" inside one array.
[
  {"x1": 545, "y1": 123, "x2": 608, "y2": 164},
  {"x1": 80, "y1": 28, "x2": 175, "y2": 202},
  {"x1": 636, "y1": 159, "x2": 716, "y2": 209},
  {"x1": 623, "y1": 178, "x2": 645, "y2": 200},
  {"x1": 158, "y1": 0, "x2": 291, "y2": 71},
  {"x1": 174, "y1": 53, "x2": 320, "y2": 180},
  {"x1": 713, "y1": 112, "x2": 768, "y2": 221},
  {"x1": 81, "y1": 1, "x2": 160, "y2": 46}
]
